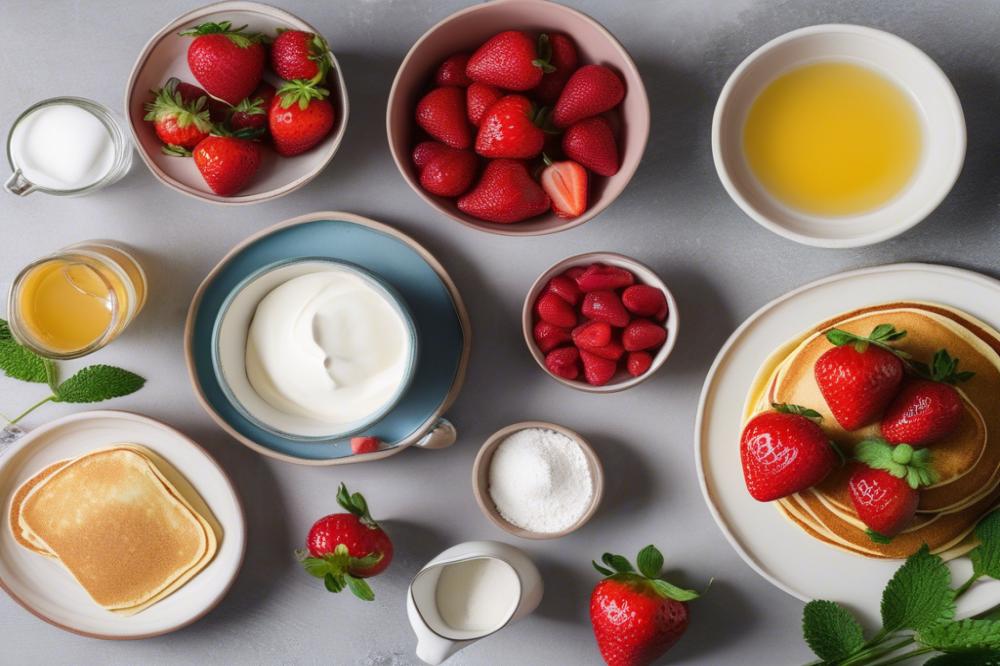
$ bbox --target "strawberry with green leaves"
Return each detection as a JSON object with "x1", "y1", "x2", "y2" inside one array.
[
  {"x1": 181, "y1": 21, "x2": 266, "y2": 105},
  {"x1": 144, "y1": 79, "x2": 213, "y2": 153},
  {"x1": 229, "y1": 82, "x2": 275, "y2": 133},
  {"x1": 268, "y1": 78, "x2": 335, "y2": 156},
  {"x1": 882, "y1": 349, "x2": 975, "y2": 446},
  {"x1": 296, "y1": 483, "x2": 393, "y2": 601},
  {"x1": 270, "y1": 29, "x2": 331, "y2": 82}
]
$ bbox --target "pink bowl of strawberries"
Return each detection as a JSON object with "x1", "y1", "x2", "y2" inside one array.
[
  {"x1": 387, "y1": 0, "x2": 650, "y2": 235},
  {"x1": 523, "y1": 253, "x2": 678, "y2": 392},
  {"x1": 125, "y1": 1, "x2": 348, "y2": 204}
]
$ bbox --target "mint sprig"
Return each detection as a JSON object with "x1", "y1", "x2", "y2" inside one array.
[{"x1": 803, "y1": 600, "x2": 865, "y2": 662}]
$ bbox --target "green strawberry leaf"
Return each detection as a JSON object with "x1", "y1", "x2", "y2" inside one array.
[
  {"x1": 349, "y1": 552, "x2": 383, "y2": 571},
  {"x1": 636, "y1": 545, "x2": 664, "y2": 579},
  {"x1": 773, "y1": 403, "x2": 823, "y2": 420},
  {"x1": 346, "y1": 575, "x2": 375, "y2": 601},
  {"x1": 324, "y1": 572, "x2": 345, "y2": 593},
  {"x1": 592, "y1": 561, "x2": 615, "y2": 577},
  {"x1": 801, "y1": 600, "x2": 866, "y2": 662},
  {"x1": 919, "y1": 619, "x2": 1000, "y2": 653},
  {"x1": 649, "y1": 578, "x2": 700, "y2": 602},
  {"x1": 300, "y1": 557, "x2": 334, "y2": 579},
  {"x1": 972, "y1": 512, "x2": 1000, "y2": 580},
  {"x1": 52, "y1": 365, "x2": 145, "y2": 403},
  {"x1": 880, "y1": 545, "x2": 956, "y2": 634},
  {"x1": 601, "y1": 553, "x2": 634, "y2": 574}
]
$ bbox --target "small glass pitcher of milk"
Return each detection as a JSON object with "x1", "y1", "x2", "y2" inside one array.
[{"x1": 5, "y1": 97, "x2": 132, "y2": 197}]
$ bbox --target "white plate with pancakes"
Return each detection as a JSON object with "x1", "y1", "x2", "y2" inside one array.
[
  {"x1": 0, "y1": 410, "x2": 245, "y2": 638},
  {"x1": 696, "y1": 263, "x2": 1000, "y2": 623}
]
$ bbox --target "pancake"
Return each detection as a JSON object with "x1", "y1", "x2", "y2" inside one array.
[{"x1": 7, "y1": 460, "x2": 67, "y2": 557}]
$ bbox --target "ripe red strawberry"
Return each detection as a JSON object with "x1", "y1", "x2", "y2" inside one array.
[
  {"x1": 545, "y1": 274, "x2": 582, "y2": 305},
  {"x1": 591, "y1": 545, "x2": 702, "y2": 666},
  {"x1": 535, "y1": 33, "x2": 578, "y2": 104},
  {"x1": 573, "y1": 321, "x2": 613, "y2": 349},
  {"x1": 466, "y1": 82, "x2": 503, "y2": 127},
  {"x1": 546, "y1": 346, "x2": 580, "y2": 380},
  {"x1": 271, "y1": 29, "x2": 331, "y2": 81},
  {"x1": 541, "y1": 158, "x2": 588, "y2": 219},
  {"x1": 350, "y1": 437, "x2": 380, "y2": 455},
  {"x1": 848, "y1": 439, "x2": 937, "y2": 541},
  {"x1": 181, "y1": 21, "x2": 266, "y2": 105},
  {"x1": 814, "y1": 325, "x2": 907, "y2": 431},
  {"x1": 536, "y1": 292, "x2": 577, "y2": 328},
  {"x1": 577, "y1": 264, "x2": 635, "y2": 292},
  {"x1": 230, "y1": 82, "x2": 275, "y2": 132},
  {"x1": 144, "y1": 79, "x2": 213, "y2": 151},
  {"x1": 623, "y1": 319, "x2": 667, "y2": 352},
  {"x1": 466, "y1": 30, "x2": 546, "y2": 91},
  {"x1": 583, "y1": 339, "x2": 625, "y2": 362},
  {"x1": 415, "y1": 143, "x2": 478, "y2": 197},
  {"x1": 881, "y1": 350, "x2": 974, "y2": 446},
  {"x1": 297, "y1": 483, "x2": 393, "y2": 600},
  {"x1": 563, "y1": 116, "x2": 620, "y2": 177},
  {"x1": 740, "y1": 404, "x2": 839, "y2": 501},
  {"x1": 269, "y1": 80, "x2": 335, "y2": 156},
  {"x1": 582, "y1": 290, "x2": 630, "y2": 327},
  {"x1": 534, "y1": 321, "x2": 572, "y2": 353},
  {"x1": 554, "y1": 65, "x2": 625, "y2": 128},
  {"x1": 412, "y1": 140, "x2": 448, "y2": 168},
  {"x1": 581, "y1": 349, "x2": 617, "y2": 386},
  {"x1": 565, "y1": 266, "x2": 587, "y2": 282},
  {"x1": 627, "y1": 351, "x2": 653, "y2": 377},
  {"x1": 193, "y1": 135, "x2": 262, "y2": 196},
  {"x1": 457, "y1": 159, "x2": 550, "y2": 223},
  {"x1": 622, "y1": 285, "x2": 668, "y2": 320},
  {"x1": 475, "y1": 95, "x2": 545, "y2": 159},
  {"x1": 435, "y1": 52, "x2": 472, "y2": 87},
  {"x1": 416, "y1": 87, "x2": 471, "y2": 149},
  {"x1": 171, "y1": 78, "x2": 228, "y2": 123}
]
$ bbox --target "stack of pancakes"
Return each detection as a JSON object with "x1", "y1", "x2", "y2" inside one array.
[
  {"x1": 8, "y1": 445, "x2": 221, "y2": 614},
  {"x1": 743, "y1": 302, "x2": 1000, "y2": 559}
]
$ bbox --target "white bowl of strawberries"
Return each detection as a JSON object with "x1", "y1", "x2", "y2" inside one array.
[
  {"x1": 387, "y1": 0, "x2": 650, "y2": 235},
  {"x1": 126, "y1": 1, "x2": 348, "y2": 204},
  {"x1": 523, "y1": 252, "x2": 678, "y2": 392}
]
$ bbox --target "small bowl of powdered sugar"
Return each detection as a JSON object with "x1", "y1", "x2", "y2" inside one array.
[{"x1": 472, "y1": 421, "x2": 604, "y2": 539}]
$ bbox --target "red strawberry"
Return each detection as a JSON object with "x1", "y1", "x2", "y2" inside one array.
[
  {"x1": 740, "y1": 404, "x2": 839, "y2": 501},
  {"x1": 171, "y1": 78, "x2": 228, "y2": 123},
  {"x1": 535, "y1": 33, "x2": 578, "y2": 104},
  {"x1": 435, "y1": 52, "x2": 472, "y2": 87},
  {"x1": 623, "y1": 319, "x2": 667, "y2": 352},
  {"x1": 814, "y1": 325, "x2": 907, "y2": 431},
  {"x1": 546, "y1": 346, "x2": 580, "y2": 380},
  {"x1": 565, "y1": 266, "x2": 587, "y2": 282},
  {"x1": 541, "y1": 159, "x2": 588, "y2": 219},
  {"x1": 622, "y1": 285, "x2": 668, "y2": 320},
  {"x1": 412, "y1": 141, "x2": 448, "y2": 168},
  {"x1": 415, "y1": 143, "x2": 478, "y2": 197},
  {"x1": 583, "y1": 339, "x2": 625, "y2": 362},
  {"x1": 582, "y1": 290, "x2": 630, "y2": 328},
  {"x1": 181, "y1": 21, "x2": 266, "y2": 105},
  {"x1": 269, "y1": 80, "x2": 335, "y2": 156},
  {"x1": 144, "y1": 79, "x2": 213, "y2": 151},
  {"x1": 416, "y1": 87, "x2": 471, "y2": 149},
  {"x1": 350, "y1": 437, "x2": 380, "y2": 455},
  {"x1": 563, "y1": 116, "x2": 620, "y2": 177},
  {"x1": 627, "y1": 351, "x2": 653, "y2": 377},
  {"x1": 466, "y1": 30, "x2": 545, "y2": 91},
  {"x1": 458, "y1": 159, "x2": 550, "y2": 223},
  {"x1": 466, "y1": 82, "x2": 503, "y2": 127},
  {"x1": 193, "y1": 135, "x2": 261, "y2": 196},
  {"x1": 545, "y1": 274, "x2": 582, "y2": 305},
  {"x1": 573, "y1": 321, "x2": 613, "y2": 349},
  {"x1": 475, "y1": 95, "x2": 545, "y2": 159},
  {"x1": 881, "y1": 350, "x2": 974, "y2": 446},
  {"x1": 581, "y1": 349, "x2": 617, "y2": 386},
  {"x1": 270, "y1": 29, "x2": 331, "y2": 81},
  {"x1": 536, "y1": 292, "x2": 577, "y2": 328},
  {"x1": 230, "y1": 82, "x2": 275, "y2": 132},
  {"x1": 848, "y1": 439, "x2": 937, "y2": 541},
  {"x1": 577, "y1": 264, "x2": 635, "y2": 292},
  {"x1": 554, "y1": 65, "x2": 626, "y2": 128},
  {"x1": 297, "y1": 483, "x2": 393, "y2": 600},
  {"x1": 534, "y1": 321, "x2": 572, "y2": 353},
  {"x1": 591, "y1": 545, "x2": 702, "y2": 666}
]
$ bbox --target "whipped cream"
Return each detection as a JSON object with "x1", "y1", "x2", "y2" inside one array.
[{"x1": 245, "y1": 269, "x2": 412, "y2": 426}]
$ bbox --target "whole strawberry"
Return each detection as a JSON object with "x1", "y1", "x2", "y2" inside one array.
[
  {"x1": 412, "y1": 141, "x2": 478, "y2": 197},
  {"x1": 535, "y1": 33, "x2": 579, "y2": 104},
  {"x1": 269, "y1": 80, "x2": 335, "y2": 156},
  {"x1": 271, "y1": 29, "x2": 331, "y2": 81},
  {"x1": 434, "y1": 52, "x2": 472, "y2": 87},
  {"x1": 475, "y1": 95, "x2": 545, "y2": 159},
  {"x1": 814, "y1": 325, "x2": 907, "y2": 431},
  {"x1": 144, "y1": 79, "x2": 213, "y2": 152},
  {"x1": 296, "y1": 483, "x2": 393, "y2": 600},
  {"x1": 181, "y1": 21, "x2": 266, "y2": 105},
  {"x1": 466, "y1": 30, "x2": 549, "y2": 91},
  {"x1": 881, "y1": 349, "x2": 974, "y2": 446},
  {"x1": 591, "y1": 545, "x2": 703, "y2": 666},
  {"x1": 192, "y1": 134, "x2": 262, "y2": 196},
  {"x1": 554, "y1": 64, "x2": 625, "y2": 128},
  {"x1": 458, "y1": 159, "x2": 550, "y2": 223},
  {"x1": 848, "y1": 439, "x2": 937, "y2": 542},
  {"x1": 230, "y1": 82, "x2": 276, "y2": 132},
  {"x1": 416, "y1": 87, "x2": 472, "y2": 149},
  {"x1": 466, "y1": 82, "x2": 503, "y2": 127},
  {"x1": 741, "y1": 403, "x2": 840, "y2": 501},
  {"x1": 563, "y1": 116, "x2": 620, "y2": 176}
]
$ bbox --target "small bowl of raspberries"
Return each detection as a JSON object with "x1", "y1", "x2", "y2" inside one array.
[
  {"x1": 523, "y1": 253, "x2": 678, "y2": 392},
  {"x1": 387, "y1": 0, "x2": 650, "y2": 235}
]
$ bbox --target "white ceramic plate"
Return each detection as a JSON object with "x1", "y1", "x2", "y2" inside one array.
[
  {"x1": 696, "y1": 263, "x2": 1000, "y2": 623},
  {"x1": 0, "y1": 410, "x2": 245, "y2": 638}
]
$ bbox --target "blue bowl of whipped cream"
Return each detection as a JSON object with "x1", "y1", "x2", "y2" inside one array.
[{"x1": 211, "y1": 257, "x2": 419, "y2": 441}]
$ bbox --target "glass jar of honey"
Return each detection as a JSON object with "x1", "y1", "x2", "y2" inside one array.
[{"x1": 7, "y1": 241, "x2": 147, "y2": 359}]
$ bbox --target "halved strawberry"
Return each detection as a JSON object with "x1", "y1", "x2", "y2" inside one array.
[
  {"x1": 534, "y1": 321, "x2": 572, "y2": 353},
  {"x1": 546, "y1": 347, "x2": 580, "y2": 380},
  {"x1": 351, "y1": 437, "x2": 380, "y2": 454},
  {"x1": 582, "y1": 290, "x2": 629, "y2": 327},
  {"x1": 540, "y1": 158, "x2": 588, "y2": 219},
  {"x1": 581, "y1": 350, "x2": 617, "y2": 386},
  {"x1": 536, "y1": 292, "x2": 577, "y2": 328},
  {"x1": 577, "y1": 264, "x2": 635, "y2": 292}
]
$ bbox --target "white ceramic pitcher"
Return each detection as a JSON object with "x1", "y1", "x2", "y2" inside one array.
[{"x1": 407, "y1": 540, "x2": 543, "y2": 664}]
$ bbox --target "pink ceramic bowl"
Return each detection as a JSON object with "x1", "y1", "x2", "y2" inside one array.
[{"x1": 386, "y1": 0, "x2": 650, "y2": 236}]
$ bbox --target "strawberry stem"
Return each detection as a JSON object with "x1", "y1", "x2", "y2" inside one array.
[
  {"x1": 592, "y1": 545, "x2": 705, "y2": 602},
  {"x1": 825, "y1": 324, "x2": 911, "y2": 360},
  {"x1": 336, "y1": 482, "x2": 379, "y2": 529},
  {"x1": 910, "y1": 348, "x2": 976, "y2": 384}
]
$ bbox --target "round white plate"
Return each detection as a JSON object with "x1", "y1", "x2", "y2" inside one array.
[
  {"x1": 0, "y1": 410, "x2": 245, "y2": 638},
  {"x1": 696, "y1": 263, "x2": 1000, "y2": 623}
]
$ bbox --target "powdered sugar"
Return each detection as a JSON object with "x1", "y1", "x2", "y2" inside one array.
[{"x1": 487, "y1": 427, "x2": 593, "y2": 533}]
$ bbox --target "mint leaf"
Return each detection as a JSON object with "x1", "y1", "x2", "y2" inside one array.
[
  {"x1": 0, "y1": 320, "x2": 48, "y2": 383},
  {"x1": 802, "y1": 600, "x2": 865, "y2": 662},
  {"x1": 881, "y1": 546, "x2": 956, "y2": 633},
  {"x1": 972, "y1": 512, "x2": 1000, "y2": 580},
  {"x1": 53, "y1": 365, "x2": 145, "y2": 403},
  {"x1": 920, "y1": 619, "x2": 1000, "y2": 653},
  {"x1": 924, "y1": 650, "x2": 1000, "y2": 665},
  {"x1": 345, "y1": 575, "x2": 375, "y2": 601},
  {"x1": 637, "y1": 545, "x2": 664, "y2": 578}
]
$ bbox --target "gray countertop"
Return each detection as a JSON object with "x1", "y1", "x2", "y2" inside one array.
[{"x1": 2, "y1": 0, "x2": 999, "y2": 664}]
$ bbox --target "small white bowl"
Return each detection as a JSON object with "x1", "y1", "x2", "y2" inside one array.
[{"x1": 712, "y1": 24, "x2": 965, "y2": 248}]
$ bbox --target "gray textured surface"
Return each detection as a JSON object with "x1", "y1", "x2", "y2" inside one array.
[{"x1": 1, "y1": 0, "x2": 999, "y2": 664}]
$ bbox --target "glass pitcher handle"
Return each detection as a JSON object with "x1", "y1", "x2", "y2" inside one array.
[{"x1": 4, "y1": 169, "x2": 36, "y2": 196}]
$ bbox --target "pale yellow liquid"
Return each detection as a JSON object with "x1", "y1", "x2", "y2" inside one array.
[{"x1": 743, "y1": 61, "x2": 923, "y2": 216}]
